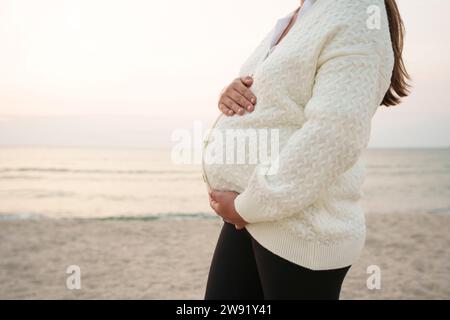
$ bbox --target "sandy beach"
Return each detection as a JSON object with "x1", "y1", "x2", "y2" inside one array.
[{"x1": 0, "y1": 212, "x2": 449, "y2": 300}]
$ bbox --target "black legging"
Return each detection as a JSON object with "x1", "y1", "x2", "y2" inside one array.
[{"x1": 205, "y1": 222, "x2": 350, "y2": 300}]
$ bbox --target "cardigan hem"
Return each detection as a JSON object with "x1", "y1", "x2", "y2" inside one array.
[{"x1": 245, "y1": 221, "x2": 366, "y2": 271}]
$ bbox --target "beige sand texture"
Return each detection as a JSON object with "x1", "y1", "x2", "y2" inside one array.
[{"x1": 0, "y1": 213, "x2": 449, "y2": 299}]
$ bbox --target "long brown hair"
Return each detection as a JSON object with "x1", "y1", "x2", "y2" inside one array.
[{"x1": 382, "y1": 0, "x2": 410, "y2": 107}]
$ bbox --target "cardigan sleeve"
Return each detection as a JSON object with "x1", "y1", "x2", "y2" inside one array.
[{"x1": 234, "y1": 10, "x2": 393, "y2": 224}]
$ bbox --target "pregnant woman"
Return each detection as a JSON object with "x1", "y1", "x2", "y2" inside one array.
[{"x1": 202, "y1": 0, "x2": 409, "y2": 300}]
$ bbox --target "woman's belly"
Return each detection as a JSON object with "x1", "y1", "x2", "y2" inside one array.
[
  {"x1": 202, "y1": 109, "x2": 301, "y2": 192},
  {"x1": 203, "y1": 162, "x2": 256, "y2": 193}
]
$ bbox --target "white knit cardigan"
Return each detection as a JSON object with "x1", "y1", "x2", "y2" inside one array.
[{"x1": 202, "y1": 0, "x2": 394, "y2": 270}]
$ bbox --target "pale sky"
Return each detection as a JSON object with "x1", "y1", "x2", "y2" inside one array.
[{"x1": 0, "y1": 0, "x2": 449, "y2": 148}]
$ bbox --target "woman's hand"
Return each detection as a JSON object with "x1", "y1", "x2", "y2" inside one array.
[
  {"x1": 209, "y1": 190, "x2": 249, "y2": 230},
  {"x1": 218, "y1": 76, "x2": 257, "y2": 116}
]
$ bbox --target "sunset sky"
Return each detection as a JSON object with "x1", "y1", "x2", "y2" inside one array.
[{"x1": 0, "y1": 0, "x2": 449, "y2": 148}]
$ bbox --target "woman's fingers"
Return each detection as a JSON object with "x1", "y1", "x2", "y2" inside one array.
[
  {"x1": 218, "y1": 103, "x2": 234, "y2": 116},
  {"x1": 230, "y1": 88, "x2": 254, "y2": 113},
  {"x1": 240, "y1": 75, "x2": 253, "y2": 86},
  {"x1": 209, "y1": 197, "x2": 221, "y2": 213},
  {"x1": 237, "y1": 78, "x2": 257, "y2": 106},
  {"x1": 232, "y1": 77, "x2": 256, "y2": 112},
  {"x1": 218, "y1": 76, "x2": 257, "y2": 116},
  {"x1": 221, "y1": 96, "x2": 245, "y2": 115}
]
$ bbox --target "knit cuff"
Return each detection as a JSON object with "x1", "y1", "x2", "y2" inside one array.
[{"x1": 234, "y1": 189, "x2": 263, "y2": 224}]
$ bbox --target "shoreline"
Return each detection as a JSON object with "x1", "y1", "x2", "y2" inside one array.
[
  {"x1": 0, "y1": 212, "x2": 449, "y2": 299},
  {"x1": 1, "y1": 209, "x2": 449, "y2": 222}
]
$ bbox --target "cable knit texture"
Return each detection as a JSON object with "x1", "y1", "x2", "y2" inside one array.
[{"x1": 202, "y1": 0, "x2": 394, "y2": 270}]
